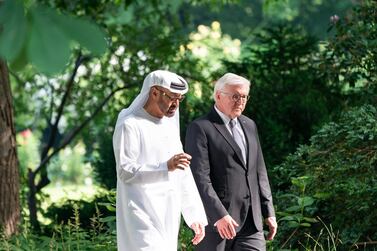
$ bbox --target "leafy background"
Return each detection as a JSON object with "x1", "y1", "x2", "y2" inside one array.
[{"x1": 1, "y1": 0, "x2": 376, "y2": 250}]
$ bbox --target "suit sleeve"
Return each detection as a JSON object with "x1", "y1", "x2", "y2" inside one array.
[
  {"x1": 185, "y1": 122, "x2": 228, "y2": 224},
  {"x1": 254, "y1": 124, "x2": 276, "y2": 218}
]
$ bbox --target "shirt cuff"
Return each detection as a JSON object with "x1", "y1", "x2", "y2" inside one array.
[{"x1": 158, "y1": 161, "x2": 168, "y2": 171}]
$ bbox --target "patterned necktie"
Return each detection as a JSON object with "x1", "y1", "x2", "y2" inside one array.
[{"x1": 229, "y1": 119, "x2": 247, "y2": 164}]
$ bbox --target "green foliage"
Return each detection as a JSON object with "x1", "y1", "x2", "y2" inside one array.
[
  {"x1": 178, "y1": 222, "x2": 195, "y2": 251},
  {"x1": 322, "y1": 0, "x2": 377, "y2": 92},
  {"x1": 43, "y1": 192, "x2": 115, "y2": 230},
  {"x1": 91, "y1": 134, "x2": 117, "y2": 189},
  {"x1": 17, "y1": 129, "x2": 93, "y2": 186},
  {"x1": 0, "y1": 0, "x2": 107, "y2": 74},
  {"x1": 224, "y1": 25, "x2": 342, "y2": 169},
  {"x1": 294, "y1": 217, "x2": 342, "y2": 251},
  {"x1": 186, "y1": 21, "x2": 241, "y2": 77},
  {"x1": 0, "y1": 211, "x2": 116, "y2": 251},
  {"x1": 178, "y1": 21, "x2": 242, "y2": 140},
  {"x1": 4, "y1": 0, "x2": 375, "y2": 248},
  {"x1": 278, "y1": 176, "x2": 318, "y2": 229},
  {"x1": 23, "y1": 0, "x2": 210, "y2": 189},
  {"x1": 0, "y1": 0, "x2": 26, "y2": 63},
  {"x1": 48, "y1": 142, "x2": 94, "y2": 185},
  {"x1": 270, "y1": 2, "x2": 377, "y2": 247},
  {"x1": 97, "y1": 190, "x2": 116, "y2": 232},
  {"x1": 275, "y1": 104, "x2": 377, "y2": 247},
  {"x1": 16, "y1": 130, "x2": 40, "y2": 178},
  {"x1": 37, "y1": 189, "x2": 194, "y2": 250},
  {"x1": 186, "y1": 0, "x2": 355, "y2": 40},
  {"x1": 275, "y1": 176, "x2": 319, "y2": 249}
]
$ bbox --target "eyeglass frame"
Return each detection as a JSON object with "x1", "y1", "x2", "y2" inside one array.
[
  {"x1": 220, "y1": 91, "x2": 250, "y2": 102},
  {"x1": 154, "y1": 86, "x2": 185, "y2": 102}
]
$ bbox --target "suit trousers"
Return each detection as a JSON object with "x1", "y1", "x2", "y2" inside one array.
[{"x1": 195, "y1": 208, "x2": 266, "y2": 251}]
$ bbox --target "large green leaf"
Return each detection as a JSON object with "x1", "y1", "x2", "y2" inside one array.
[
  {"x1": 99, "y1": 216, "x2": 116, "y2": 222},
  {"x1": 0, "y1": 0, "x2": 27, "y2": 61},
  {"x1": 27, "y1": 6, "x2": 71, "y2": 75},
  {"x1": 52, "y1": 13, "x2": 107, "y2": 56},
  {"x1": 9, "y1": 46, "x2": 28, "y2": 71},
  {"x1": 287, "y1": 221, "x2": 300, "y2": 228},
  {"x1": 303, "y1": 217, "x2": 319, "y2": 223},
  {"x1": 279, "y1": 215, "x2": 296, "y2": 221},
  {"x1": 298, "y1": 196, "x2": 314, "y2": 207},
  {"x1": 285, "y1": 205, "x2": 301, "y2": 213}
]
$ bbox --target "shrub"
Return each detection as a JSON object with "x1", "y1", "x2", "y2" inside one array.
[
  {"x1": 275, "y1": 104, "x2": 377, "y2": 247},
  {"x1": 0, "y1": 211, "x2": 116, "y2": 251},
  {"x1": 224, "y1": 25, "x2": 342, "y2": 171},
  {"x1": 44, "y1": 192, "x2": 115, "y2": 231}
]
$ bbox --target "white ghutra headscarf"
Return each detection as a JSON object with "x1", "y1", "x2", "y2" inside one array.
[{"x1": 114, "y1": 70, "x2": 189, "y2": 133}]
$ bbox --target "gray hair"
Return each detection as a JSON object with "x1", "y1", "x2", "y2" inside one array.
[{"x1": 213, "y1": 73, "x2": 250, "y2": 99}]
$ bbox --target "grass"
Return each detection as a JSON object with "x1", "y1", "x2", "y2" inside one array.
[{"x1": 0, "y1": 204, "x2": 116, "y2": 251}]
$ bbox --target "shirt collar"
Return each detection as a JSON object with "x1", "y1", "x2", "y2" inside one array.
[{"x1": 214, "y1": 105, "x2": 234, "y2": 125}]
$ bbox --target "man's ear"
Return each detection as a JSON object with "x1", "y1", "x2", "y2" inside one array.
[
  {"x1": 215, "y1": 91, "x2": 221, "y2": 101},
  {"x1": 150, "y1": 86, "x2": 158, "y2": 99}
]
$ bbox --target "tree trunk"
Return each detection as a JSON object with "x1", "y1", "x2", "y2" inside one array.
[{"x1": 0, "y1": 60, "x2": 20, "y2": 236}]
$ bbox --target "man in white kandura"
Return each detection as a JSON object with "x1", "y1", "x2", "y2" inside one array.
[{"x1": 113, "y1": 70, "x2": 208, "y2": 251}]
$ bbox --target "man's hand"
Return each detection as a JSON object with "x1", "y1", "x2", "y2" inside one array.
[
  {"x1": 167, "y1": 153, "x2": 192, "y2": 171},
  {"x1": 265, "y1": 217, "x2": 277, "y2": 240},
  {"x1": 215, "y1": 215, "x2": 239, "y2": 239},
  {"x1": 190, "y1": 222, "x2": 205, "y2": 245}
]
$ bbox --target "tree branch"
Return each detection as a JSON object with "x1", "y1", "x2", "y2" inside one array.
[
  {"x1": 35, "y1": 84, "x2": 132, "y2": 191},
  {"x1": 39, "y1": 53, "x2": 87, "y2": 165}
]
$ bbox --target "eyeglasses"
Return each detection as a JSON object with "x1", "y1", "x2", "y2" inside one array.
[
  {"x1": 220, "y1": 91, "x2": 250, "y2": 102},
  {"x1": 155, "y1": 87, "x2": 185, "y2": 102}
]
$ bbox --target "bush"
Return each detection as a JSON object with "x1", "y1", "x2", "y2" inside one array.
[
  {"x1": 91, "y1": 133, "x2": 117, "y2": 189},
  {"x1": 223, "y1": 25, "x2": 343, "y2": 171},
  {"x1": 0, "y1": 210, "x2": 116, "y2": 251},
  {"x1": 43, "y1": 191, "x2": 115, "y2": 231},
  {"x1": 275, "y1": 104, "x2": 377, "y2": 247}
]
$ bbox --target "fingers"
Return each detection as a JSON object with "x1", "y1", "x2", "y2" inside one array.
[
  {"x1": 231, "y1": 218, "x2": 239, "y2": 227},
  {"x1": 180, "y1": 153, "x2": 192, "y2": 160},
  {"x1": 265, "y1": 217, "x2": 277, "y2": 240},
  {"x1": 229, "y1": 219, "x2": 238, "y2": 237},
  {"x1": 266, "y1": 224, "x2": 277, "y2": 240},
  {"x1": 220, "y1": 224, "x2": 236, "y2": 239},
  {"x1": 191, "y1": 223, "x2": 205, "y2": 245},
  {"x1": 218, "y1": 226, "x2": 233, "y2": 239},
  {"x1": 266, "y1": 231, "x2": 275, "y2": 241},
  {"x1": 168, "y1": 153, "x2": 192, "y2": 171},
  {"x1": 216, "y1": 215, "x2": 238, "y2": 240}
]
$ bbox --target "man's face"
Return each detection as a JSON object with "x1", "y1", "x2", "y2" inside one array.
[
  {"x1": 154, "y1": 87, "x2": 185, "y2": 118},
  {"x1": 215, "y1": 84, "x2": 249, "y2": 119}
]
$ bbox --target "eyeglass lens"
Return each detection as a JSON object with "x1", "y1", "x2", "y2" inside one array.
[
  {"x1": 232, "y1": 94, "x2": 249, "y2": 102},
  {"x1": 156, "y1": 88, "x2": 185, "y2": 102}
]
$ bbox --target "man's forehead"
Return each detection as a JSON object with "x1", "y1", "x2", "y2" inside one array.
[{"x1": 224, "y1": 84, "x2": 247, "y2": 90}]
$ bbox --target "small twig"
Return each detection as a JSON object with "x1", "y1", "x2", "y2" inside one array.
[{"x1": 281, "y1": 228, "x2": 298, "y2": 248}]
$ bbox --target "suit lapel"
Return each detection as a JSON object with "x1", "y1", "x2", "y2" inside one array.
[{"x1": 208, "y1": 107, "x2": 247, "y2": 169}]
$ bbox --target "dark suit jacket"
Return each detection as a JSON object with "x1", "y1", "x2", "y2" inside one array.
[{"x1": 185, "y1": 107, "x2": 275, "y2": 232}]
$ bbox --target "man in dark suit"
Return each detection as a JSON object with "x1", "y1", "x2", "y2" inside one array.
[{"x1": 185, "y1": 73, "x2": 277, "y2": 251}]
